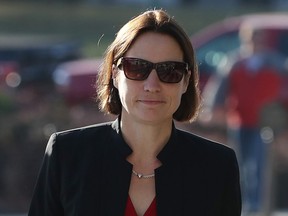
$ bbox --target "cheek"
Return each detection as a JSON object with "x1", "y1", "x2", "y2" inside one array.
[
  {"x1": 117, "y1": 77, "x2": 137, "y2": 102},
  {"x1": 117, "y1": 80, "x2": 128, "y2": 99},
  {"x1": 114, "y1": 72, "x2": 127, "y2": 91},
  {"x1": 174, "y1": 84, "x2": 188, "y2": 106},
  {"x1": 177, "y1": 90, "x2": 184, "y2": 105},
  {"x1": 168, "y1": 87, "x2": 185, "y2": 107}
]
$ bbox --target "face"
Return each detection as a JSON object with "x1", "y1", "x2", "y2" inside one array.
[{"x1": 113, "y1": 32, "x2": 190, "y2": 125}]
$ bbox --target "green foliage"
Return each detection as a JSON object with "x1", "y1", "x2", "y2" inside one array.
[{"x1": 0, "y1": 92, "x2": 15, "y2": 114}]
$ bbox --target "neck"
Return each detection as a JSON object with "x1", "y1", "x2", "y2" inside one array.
[
  {"x1": 121, "y1": 118, "x2": 172, "y2": 154},
  {"x1": 120, "y1": 113, "x2": 173, "y2": 167}
]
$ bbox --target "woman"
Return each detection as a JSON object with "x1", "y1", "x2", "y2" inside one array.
[{"x1": 29, "y1": 9, "x2": 241, "y2": 216}]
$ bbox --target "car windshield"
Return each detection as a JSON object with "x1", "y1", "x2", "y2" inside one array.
[{"x1": 196, "y1": 31, "x2": 240, "y2": 70}]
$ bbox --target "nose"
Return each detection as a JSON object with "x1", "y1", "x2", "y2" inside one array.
[{"x1": 143, "y1": 69, "x2": 161, "y2": 92}]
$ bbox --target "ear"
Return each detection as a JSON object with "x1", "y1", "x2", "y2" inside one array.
[
  {"x1": 182, "y1": 70, "x2": 191, "y2": 94},
  {"x1": 112, "y1": 64, "x2": 118, "y2": 89}
]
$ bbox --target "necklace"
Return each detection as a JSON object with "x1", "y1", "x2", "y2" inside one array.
[{"x1": 132, "y1": 170, "x2": 155, "y2": 179}]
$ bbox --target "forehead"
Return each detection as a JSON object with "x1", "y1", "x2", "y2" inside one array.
[{"x1": 125, "y1": 32, "x2": 184, "y2": 62}]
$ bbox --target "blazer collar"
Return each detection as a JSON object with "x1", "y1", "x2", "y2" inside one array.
[
  {"x1": 111, "y1": 117, "x2": 132, "y2": 159},
  {"x1": 111, "y1": 117, "x2": 178, "y2": 165},
  {"x1": 157, "y1": 122, "x2": 178, "y2": 164}
]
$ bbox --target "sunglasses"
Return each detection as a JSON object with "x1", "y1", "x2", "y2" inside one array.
[{"x1": 116, "y1": 57, "x2": 189, "y2": 83}]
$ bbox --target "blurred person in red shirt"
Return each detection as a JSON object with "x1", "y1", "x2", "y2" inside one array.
[{"x1": 202, "y1": 24, "x2": 286, "y2": 214}]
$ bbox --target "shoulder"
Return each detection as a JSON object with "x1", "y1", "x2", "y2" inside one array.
[
  {"x1": 45, "y1": 121, "x2": 115, "y2": 156},
  {"x1": 55, "y1": 121, "x2": 114, "y2": 141},
  {"x1": 175, "y1": 129, "x2": 240, "y2": 183},
  {"x1": 176, "y1": 129, "x2": 237, "y2": 163},
  {"x1": 230, "y1": 58, "x2": 247, "y2": 72},
  {"x1": 177, "y1": 129, "x2": 232, "y2": 151}
]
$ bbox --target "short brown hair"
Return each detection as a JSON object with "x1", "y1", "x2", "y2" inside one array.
[{"x1": 96, "y1": 9, "x2": 201, "y2": 122}]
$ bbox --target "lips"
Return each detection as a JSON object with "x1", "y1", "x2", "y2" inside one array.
[{"x1": 137, "y1": 99, "x2": 165, "y2": 105}]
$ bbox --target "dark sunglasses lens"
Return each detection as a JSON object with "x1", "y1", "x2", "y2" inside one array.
[
  {"x1": 122, "y1": 59, "x2": 150, "y2": 80},
  {"x1": 119, "y1": 58, "x2": 187, "y2": 83},
  {"x1": 157, "y1": 62, "x2": 186, "y2": 83}
]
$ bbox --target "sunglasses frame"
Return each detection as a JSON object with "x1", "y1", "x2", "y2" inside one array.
[{"x1": 116, "y1": 57, "x2": 189, "y2": 83}]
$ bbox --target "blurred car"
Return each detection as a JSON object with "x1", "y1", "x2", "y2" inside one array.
[
  {"x1": 53, "y1": 13, "x2": 288, "y2": 104},
  {"x1": 0, "y1": 35, "x2": 81, "y2": 88},
  {"x1": 53, "y1": 58, "x2": 102, "y2": 105},
  {"x1": 192, "y1": 13, "x2": 288, "y2": 89}
]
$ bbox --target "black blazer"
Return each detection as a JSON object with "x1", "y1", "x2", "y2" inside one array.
[{"x1": 28, "y1": 119, "x2": 242, "y2": 216}]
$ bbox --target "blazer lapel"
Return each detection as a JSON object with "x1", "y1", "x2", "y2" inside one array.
[
  {"x1": 155, "y1": 125, "x2": 185, "y2": 215},
  {"x1": 100, "y1": 119, "x2": 133, "y2": 215},
  {"x1": 156, "y1": 161, "x2": 184, "y2": 215}
]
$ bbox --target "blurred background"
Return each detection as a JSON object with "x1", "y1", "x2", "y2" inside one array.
[{"x1": 0, "y1": 0, "x2": 287, "y2": 215}]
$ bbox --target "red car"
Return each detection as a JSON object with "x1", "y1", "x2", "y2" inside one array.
[{"x1": 53, "y1": 58, "x2": 102, "y2": 105}]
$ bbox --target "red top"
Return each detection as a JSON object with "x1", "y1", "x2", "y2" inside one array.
[
  {"x1": 228, "y1": 63, "x2": 281, "y2": 127},
  {"x1": 125, "y1": 196, "x2": 157, "y2": 216}
]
